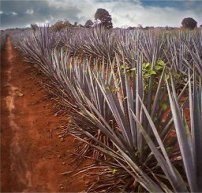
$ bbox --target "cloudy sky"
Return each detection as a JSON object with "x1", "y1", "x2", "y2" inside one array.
[{"x1": 0, "y1": 0, "x2": 202, "y2": 29}]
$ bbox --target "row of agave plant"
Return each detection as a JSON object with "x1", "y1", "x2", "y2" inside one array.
[
  {"x1": 12, "y1": 26, "x2": 202, "y2": 192},
  {"x1": 0, "y1": 31, "x2": 7, "y2": 50},
  {"x1": 14, "y1": 26, "x2": 202, "y2": 75},
  {"x1": 59, "y1": 27, "x2": 202, "y2": 75}
]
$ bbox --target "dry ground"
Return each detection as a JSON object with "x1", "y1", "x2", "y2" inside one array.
[{"x1": 1, "y1": 37, "x2": 89, "y2": 192}]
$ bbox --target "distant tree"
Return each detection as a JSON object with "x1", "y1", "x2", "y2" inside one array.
[
  {"x1": 84, "y1": 20, "x2": 93, "y2": 28},
  {"x1": 93, "y1": 19, "x2": 102, "y2": 27},
  {"x1": 127, "y1": 26, "x2": 135, "y2": 30},
  {"x1": 137, "y1": 24, "x2": 143, "y2": 29},
  {"x1": 51, "y1": 20, "x2": 73, "y2": 31},
  {"x1": 165, "y1": 26, "x2": 169, "y2": 30},
  {"x1": 181, "y1": 17, "x2": 197, "y2": 29},
  {"x1": 144, "y1": 26, "x2": 154, "y2": 30},
  {"x1": 31, "y1": 24, "x2": 38, "y2": 31},
  {"x1": 78, "y1": 24, "x2": 84, "y2": 28},
  {"x1": 94, "y1": 8, "x2": 113, "y2": 29}
]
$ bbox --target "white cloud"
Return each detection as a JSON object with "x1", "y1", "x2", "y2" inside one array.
[
  {"x1": 109, "y1": 3, "x2": 200, "y2": 27},
  {"x1": 47, "y1": 0, "x2": 202, "y2": 27},
  {"x1": 26, "y1": 9, "x2": 34, "y2": 15},
  {"x1": 12, "y1": 12, "x2": 18, "y2": 16},
  {"x1": 35, "y1": 20, "x2": 50, "y2": 26}
]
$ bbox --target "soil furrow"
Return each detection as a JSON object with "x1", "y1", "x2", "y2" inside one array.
[{"x1": 1, "y1": 37, "x2": 87, "y2": 192}]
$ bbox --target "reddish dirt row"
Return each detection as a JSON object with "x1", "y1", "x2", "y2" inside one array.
[{"x1": 0, "y1": 37, "x2": 89, "y2": 192}]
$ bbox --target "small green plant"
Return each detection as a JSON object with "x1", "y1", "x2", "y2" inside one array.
[
  {"x1": 111, "y1": 168, "x2": 118, "y2": 175},
  {"x1": 142, "y1": 59, "x2": 165, "y2": 79},
  {"x1": 121, "y1": 60, "x2": 165, "y2": 79},
  {"x1": 160, "y1": 100, "x2": 168, "y2": 111}
]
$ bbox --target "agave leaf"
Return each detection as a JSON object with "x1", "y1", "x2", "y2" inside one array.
[
  {"x1": 166, "y1": 77, "x2": 197, "y2": 192},
  {"x1": 189, "y1": 72, "x2": 202, "y2": 191},
  {"x1": 71, "y1": 121, "x2": 163, "y2": 192},
  {"x1": 95, "y1": 75, "x2": 134, "y2": 150},
  {"x1": 131, "y1": 108, "x2": 188, "y2": 192}
]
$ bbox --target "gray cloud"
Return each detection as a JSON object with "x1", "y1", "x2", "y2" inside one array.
[{"x1": 0, "y1": 0, "x2": 81, "y2": 29}]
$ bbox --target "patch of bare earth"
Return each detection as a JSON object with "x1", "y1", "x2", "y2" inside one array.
[{"x1": 1, "y1": 37, "x2": 90, "y2": 192}]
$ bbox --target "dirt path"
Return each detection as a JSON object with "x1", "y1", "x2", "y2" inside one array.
[{"x1": 1, "y1": 37, "x2": 88, "y2": 192}]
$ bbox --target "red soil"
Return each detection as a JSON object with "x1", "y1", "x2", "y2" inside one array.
[{"x1": 1, "y1": 37, "x2": 89, "y2": 192}]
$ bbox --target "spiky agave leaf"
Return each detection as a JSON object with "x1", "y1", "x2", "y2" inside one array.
[
  {"x1": 135, "y1": 72, "x2": 202, "y2": 192},
  {"x1": 65, "y1": 56, "x2": 183, "y2": 191},
  {"x1": 49, "y1": 48, "x2": 189, "y2": 192},
  {"x1": 167, "y1": 73, "x2": 202, "y2": 191}
]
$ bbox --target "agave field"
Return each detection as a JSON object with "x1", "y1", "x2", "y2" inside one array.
[{"x1": 10, "y1": 27, "x2": 202, "y2": 192}]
